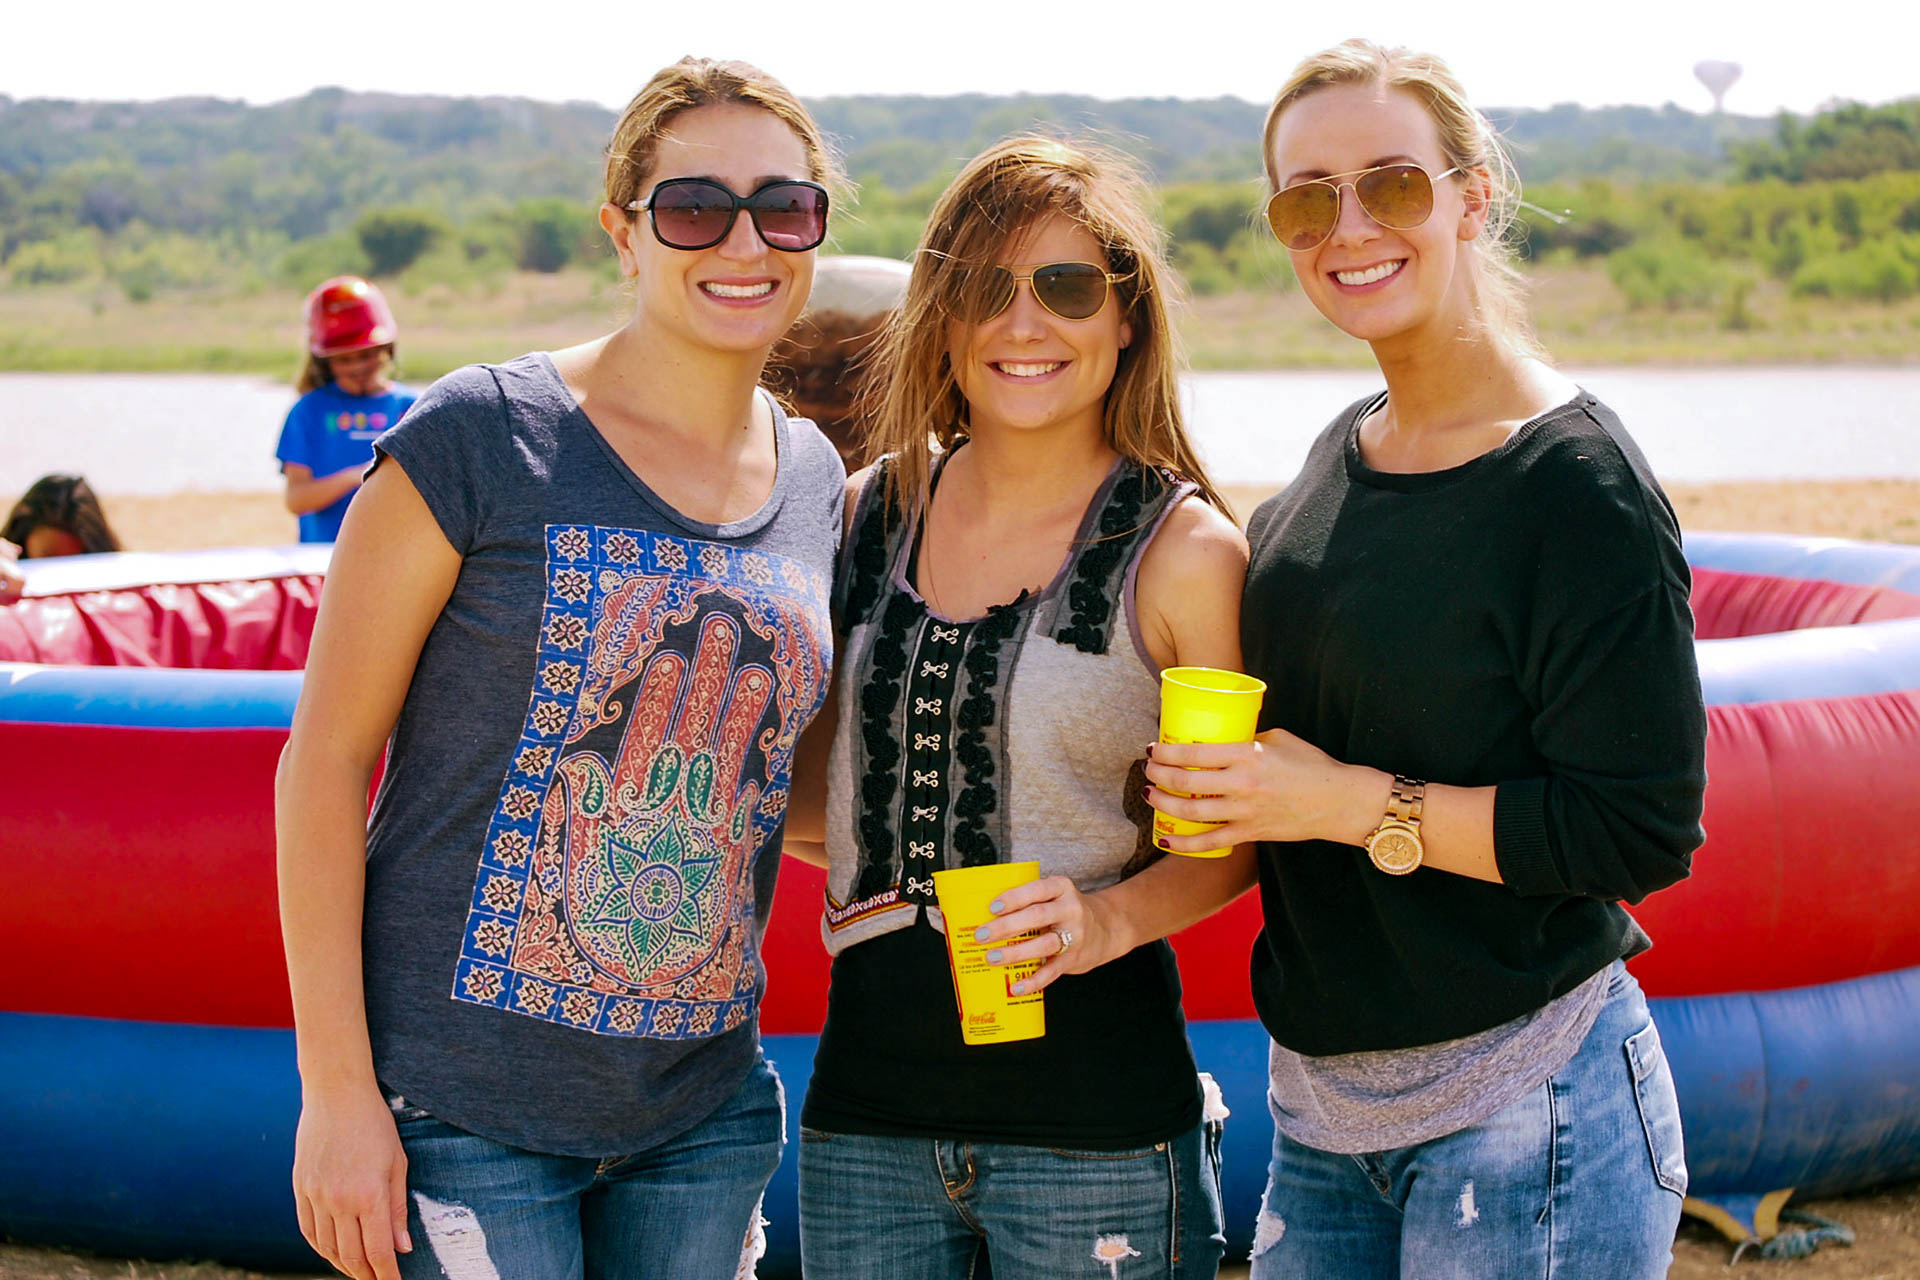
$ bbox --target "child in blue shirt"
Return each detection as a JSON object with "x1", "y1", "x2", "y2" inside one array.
[{"x1": 275, "y1": 276, "x2": 417, "y2": 542}]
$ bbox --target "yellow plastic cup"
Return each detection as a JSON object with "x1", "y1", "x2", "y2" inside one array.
[
  {"x1": 1155, "y1": 666, "x2": 1268, "y2": 858},
  {"x1": 932, "y1": 861, "x2": 1046, "y2": 1046}
]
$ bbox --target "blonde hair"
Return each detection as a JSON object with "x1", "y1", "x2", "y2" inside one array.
[
  {"x1": 863, "y1": 136, "x2": 1225, "y2": 516},
  {"x1": 604, "y1": 57, "x2": 838, "y2": 210},
  {"x1": 1262, "y1": 39, "x2": 1542, "y2": 358}
]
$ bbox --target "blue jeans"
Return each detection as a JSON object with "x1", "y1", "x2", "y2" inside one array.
[
  {"x1": 387, "y1": 1055, "x2": 784, "y2": 1280},
  {"x1": 1248, "y1": 963, "x2": 1685, "y2": 1280},
  {"x1": 797, "y1": 1115, "x2": 1225, "y2": 1279}
]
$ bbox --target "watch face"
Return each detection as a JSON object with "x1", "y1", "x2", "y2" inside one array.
[{"x1": 1370, "y1": 828, "x2": 1422, "y2": 875}]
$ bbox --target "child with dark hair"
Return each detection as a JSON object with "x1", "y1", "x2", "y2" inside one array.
[{"x1": 2, "y1": 473, "x2": 123, "y2": 558}]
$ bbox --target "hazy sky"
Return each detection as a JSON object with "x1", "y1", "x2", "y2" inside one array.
[{"x1": 4, "y1": 0, "x2": 1911, "y2": 115}]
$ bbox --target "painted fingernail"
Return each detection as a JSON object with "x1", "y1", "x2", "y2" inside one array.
[
  {"x1": 1146, "y1": 742, "x2": 1157, "y2": 757},
  {"x1": 1011, "y1": 981, "x2": 1030, "y2": 995},
  {"x1": 988, "y1": 899, "x2": 1004, "y2": 914},
  {"x1": 1156, "y1": 837, "x2": 1170, "y2": 850},
  {"x1": 974, "y1": 925, "x2": 992, "y2": 942},
  {"x1": 987, "y1": 949, "x2": 1004, "y2": 964}
]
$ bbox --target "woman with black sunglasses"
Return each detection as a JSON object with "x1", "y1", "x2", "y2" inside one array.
[
  {"x1": 1145, "y1": 40, "x2": 1706, "y2": 1279},
  {"x1": 275, "y1": 58, "x2": 845, "y2": 1280},
  {"x1": 783, "y1": 136, "x2": 1251, "y2": 1279}
]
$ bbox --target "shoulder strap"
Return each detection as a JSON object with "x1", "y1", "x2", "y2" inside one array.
[
  {"x1": 1051, "y1": 463, "x2": 1190, "y2": 655},
  {"x1": 835, "y1": 456, "x2": 905, "y2": 628}
]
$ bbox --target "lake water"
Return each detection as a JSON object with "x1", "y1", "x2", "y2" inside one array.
[{"x1": 2, "y1": 366, "x2": 1917, "y2": 498}]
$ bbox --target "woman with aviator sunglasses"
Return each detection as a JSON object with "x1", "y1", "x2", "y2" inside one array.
[
  {"x1": 276, "y1": 57, "x2": 845, "y2": 1280},
  {"x1": 783, "y1": 136, "x2": 1251, "y2": 1279},
  {"x1": 1145, "y1": 40, "x2": 1704, "y2": 1278}
]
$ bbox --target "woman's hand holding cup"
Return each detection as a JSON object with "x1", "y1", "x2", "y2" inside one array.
[
  {"x1": 1145, "y1": 727, "x2": 1384, "y2": 852},
  {"x1": 975, "y1": 874, "x2": 1126, "y2": 995}
]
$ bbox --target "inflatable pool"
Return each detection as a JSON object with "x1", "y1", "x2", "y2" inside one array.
[{"x1": 4, "y1": 533, "x2": 1919, "y2": 1270}]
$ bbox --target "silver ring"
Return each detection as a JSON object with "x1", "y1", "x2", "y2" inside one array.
[{"x1": 1055, "y1": 928, "x2": 1075, "y2": 954}]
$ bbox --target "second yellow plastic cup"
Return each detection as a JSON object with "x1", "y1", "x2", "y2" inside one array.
[
  {"x1": 1155, "y1": 666, "x2": 1268, "y2": 858},
  {"x1": 932, "y1": 861, "x2": 1046, "y2": 1046}
]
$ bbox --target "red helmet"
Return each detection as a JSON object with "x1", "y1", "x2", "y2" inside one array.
[{"x1": 304, "y1": 276, "x2": 397, "y2": 357}]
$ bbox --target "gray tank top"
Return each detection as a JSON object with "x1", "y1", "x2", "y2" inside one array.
[{"x1": 820, "y1": 451, "x2": 1196, "y2": 951}]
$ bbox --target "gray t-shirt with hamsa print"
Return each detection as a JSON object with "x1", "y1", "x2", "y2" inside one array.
[{"x1": 362, "y1": 353, "x2": 841, "y2": 1157}]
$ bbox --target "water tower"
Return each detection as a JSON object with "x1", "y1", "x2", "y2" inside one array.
[{"x1": 1693, "y1": 60, "x2": 1742, "y2": 113}]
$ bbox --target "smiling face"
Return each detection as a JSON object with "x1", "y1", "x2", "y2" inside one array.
[
  {"x1": 1266, "y1": 82, "x2": 1488, "y2": 349},
  {"x1": 600, "y1": 103, "x2": 817, "y2": 356},
  {"x1": 326, "y1": 345, "x2": 391, "y2": 397},
  {"x1": 946, "y1": 214, "x2": 1132, "y2": 443}
]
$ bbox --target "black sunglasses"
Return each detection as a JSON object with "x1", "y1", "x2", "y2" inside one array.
[{"x1": 627, "y1": 177, "x2": 830, "y2": 252}]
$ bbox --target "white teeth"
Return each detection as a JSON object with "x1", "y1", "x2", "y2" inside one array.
[
  {"x1": 703, "y1": 281, "x2": 775, "y2": 298},
  {"x1": 995, "y1": 362, "x2": 1062, "y2": 378},
  {"x1": 1334, "y1": 261, "x2": 1403, "y2": 287}
]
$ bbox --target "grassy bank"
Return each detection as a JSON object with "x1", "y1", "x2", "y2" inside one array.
[{"x1": 4, "y1": 264, "x2": 1919, "y2": 380}]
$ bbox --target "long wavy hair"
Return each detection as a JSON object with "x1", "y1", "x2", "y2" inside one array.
[
  {"x1": 1262, "y1": 39, "x2": 1543, "y2": 358},
  {"x1": 861, "y1": 136, "x2": 1225, "y2": 516},
  {"x1": 3, "y1": 474, "x2": 122, "y2": 556}
]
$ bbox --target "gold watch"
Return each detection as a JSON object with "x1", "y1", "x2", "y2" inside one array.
[{"x1": 1365, "y1": 775, "x2": 1426, "y2": 875}]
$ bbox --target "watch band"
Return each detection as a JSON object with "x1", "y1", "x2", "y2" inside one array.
[{"x1": 1387, "y1": 774, "x2": 1425, "y2": 826}]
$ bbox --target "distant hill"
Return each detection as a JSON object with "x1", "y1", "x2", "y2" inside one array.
[{"x1": 0, "y1": 88, "x2": 1782, "y2": 245}]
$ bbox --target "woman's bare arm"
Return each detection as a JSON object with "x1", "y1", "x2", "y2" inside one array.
[{"x1": 275, "y1": 459, "x2": 460, "y2": 1280}]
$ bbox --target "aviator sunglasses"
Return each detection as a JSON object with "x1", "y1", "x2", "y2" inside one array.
[
  {"x1": 627, "y1": 177, "x2": 830, "y2": 252},
  {"x1": 971, "y1": 261, "x2": 1127, "y2": 323},
  {"x1": 1264, "y1": 163, "x2": 1462, "y2": 252}
]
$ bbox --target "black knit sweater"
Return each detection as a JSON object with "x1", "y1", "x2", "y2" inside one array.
[{"x1": 1242, "y1": 391, "x2": 1707, "y2": 1056}]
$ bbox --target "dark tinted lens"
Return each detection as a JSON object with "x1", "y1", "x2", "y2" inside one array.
[
  {"x1": 746, "y1": 182, "x2": 828, "y2": 250},
  {"x1": 1354, "y1": 165, "x2": 1433, "y2": 229},
  {"x1": 650, "y1": 180, "x2": 736, "y2": 249},
  {"x1": 974, "y1": 266, "x2": 1019, "y2": 321},
  {"x1": 1031, "y1": 263, "x2": 1110, "y2": 319},
  {"x1": 1266, "y1": 182, "x2": 1339, "y2": 251}
]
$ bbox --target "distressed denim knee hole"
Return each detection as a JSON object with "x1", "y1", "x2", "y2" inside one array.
[
  {"x1": 413, "y1": 1192, "x2": 503, "y2": 1280},
  {"x1": 1252, "y1": 1206, "x2": 1288, "y2": 1257}
]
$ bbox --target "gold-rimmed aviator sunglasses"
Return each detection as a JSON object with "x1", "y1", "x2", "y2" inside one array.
[
  {"x1": 1264, "y1": 163, "x2": 1462, "y2": 252},
  {"x1": 973, "y1": 261, "x2": 1128, "y2": 322}
]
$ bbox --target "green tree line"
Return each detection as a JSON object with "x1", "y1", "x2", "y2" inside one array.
[{"x1": 1, "y1": 90, "x2": 1914, "y2": 306}]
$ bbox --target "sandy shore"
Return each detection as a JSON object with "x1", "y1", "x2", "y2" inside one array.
[{"x1": 92, "y1": 479, "x2": 1920, "y2": 553}]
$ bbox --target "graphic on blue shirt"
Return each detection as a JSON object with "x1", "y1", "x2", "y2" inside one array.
[
  {"x1": 451, "y1": 523, "x2": 831, "y2": 1039},
  {"x1": 274, "y1": 383, "x2": 417, "y2": 542}
]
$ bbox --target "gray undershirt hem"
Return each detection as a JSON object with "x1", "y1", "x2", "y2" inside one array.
[{"x1": 1267, "y1": 962, "x2": 1615, "y2": 1155}]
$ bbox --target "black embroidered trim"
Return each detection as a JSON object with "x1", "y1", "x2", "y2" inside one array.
[
  {"x1": 854, "y1": 589, "x2": 920, "y2": 898},
  {"x1": 951, "y1": 595, "x2": 1027, "y2": 867},
  {"x1": 898, "y1": 617, "x2": 970, "y2": 904},
  {"x1": 840, "y1": 459, "x2": 901, "y2": 629},
  {"x1": 1055, "y1": 465, "x2": 1174, "y2": 655}
]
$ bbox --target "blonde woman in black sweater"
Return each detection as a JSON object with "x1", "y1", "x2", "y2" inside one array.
[{"x1": 1146, "y1": 41, "x2": 1707, "y2": 1280}]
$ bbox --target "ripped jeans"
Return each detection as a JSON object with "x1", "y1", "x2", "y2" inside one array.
[
  {"x1": 1248, "y1": 964, "x2": 1686, "y2": 1280},
  {"x1": 386, "y1": 1054, "x2": 783, "y2": 1280},
  {"x1": 797, "y1": 1113, "x2": 1225, "y2": 1279}
]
